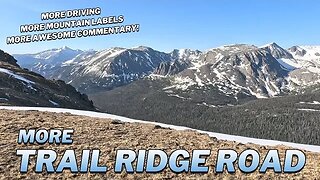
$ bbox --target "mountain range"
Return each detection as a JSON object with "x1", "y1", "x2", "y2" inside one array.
[
  {"x1": 14, "y1": 43, "x2": 320, "y2": 100},
  {"x1": 6, "y1": 43, "x2": 320, "y2": 144}
]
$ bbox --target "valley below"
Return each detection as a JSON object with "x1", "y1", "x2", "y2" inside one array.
[{"x1": 89, "y1": 78, "x2": 320, "y2": 145}]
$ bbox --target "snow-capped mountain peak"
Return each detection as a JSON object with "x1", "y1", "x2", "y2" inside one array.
[
  {"x1": 170, "y1": 48, "x2": 202, "y2": 61},
  {"x1": 131, "y1": 46, "x2": 154, "y2": 51},
  {"x1": 260, "y1": 42, "x2": 293, "y2": 59},
  {"x1": 61, "y1": 45, "x2": 72, "y2": 50},
  {"x1": 211, "y1": 44, "x2": 258, "y2": 54},
  {"x1": 33, "y1": 46, "x2": 82, "y2": 60},
  {"x1": 288, "y1": 45, "x2": 320, "y2": 61},
  {"x1": 14, "y1": 46, "x2": 83, "y2": 65},
  {"x1": 260, "y1": 42, "x2": 280, "y2": 48},
  {"x1": 13, "y1": 47, "x2": 84, "y2": 77}
]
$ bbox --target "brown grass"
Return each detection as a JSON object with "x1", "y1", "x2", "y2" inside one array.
[{"x1": 0, "y1": 109, "x2": 320, "y2": 179}]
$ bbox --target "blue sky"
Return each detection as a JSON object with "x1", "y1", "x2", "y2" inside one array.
[{"x1": 1, "y1": 0, "x2": 319, "y2": 54}]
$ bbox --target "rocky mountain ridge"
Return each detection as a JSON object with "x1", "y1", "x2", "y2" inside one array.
[
  {"x1": 0, "y1": 50, "x2": 95, "y2": 110},
  {"x1": 13, "y1": 43, "x2": 320, "y2": 101}
]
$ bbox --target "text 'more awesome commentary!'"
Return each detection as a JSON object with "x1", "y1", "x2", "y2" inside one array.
[{"x1": 6, "y1": 7, "x2": 140, "y2": 44}]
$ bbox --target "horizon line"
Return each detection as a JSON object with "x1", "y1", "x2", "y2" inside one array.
[{"x1": 6, "y1": 42, "x2": 320, "y2": 55}]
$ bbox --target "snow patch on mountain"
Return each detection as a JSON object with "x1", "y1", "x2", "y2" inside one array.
[
  {"x1": 299, "y1": 101, "x2": 320, "y2": 105},
  {"x1": 289, "y1": 46, "x2": 320, "y2": 61},
  {"x1": 62, "y1": 50, "x2": 97, "y2": 66},
  {"x1": 165, "y1": 76, "x2": 197, "y2": 91},
  {"x1": 298, "y1": 108, "x2": 320, "y2": 112},
  {"x1": 49, "y1": 100, "x2": 59, "y2": 107},
  {"x1": 0, "y1": 67, "x2": 35, "y2": 84},
  {"x1": 276, "y1": 58, "x2": 300, "y2": 71},
  {"x1": 167, "y1": 94, "x2": 190, "y2": 100},
  {"x1": 214, "y1": 44, "x2": 258, "y2": 53}
]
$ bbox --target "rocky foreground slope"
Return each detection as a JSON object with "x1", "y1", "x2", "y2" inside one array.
[
  {"x1": 0, "y1": 50, "x2": 95, "y2": 111},
  {"x1": 0, "y1": 109, "x2": 319, "y2": 179}
]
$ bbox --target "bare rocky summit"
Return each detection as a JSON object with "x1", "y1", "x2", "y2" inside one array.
[{"x1": 0, "y1": 109, "x2": 319, "y2": 179}]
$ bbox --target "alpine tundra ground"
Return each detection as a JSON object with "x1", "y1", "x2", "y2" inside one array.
[{"x1": 0, "y1": 109, "x2": 320, "y2": 179}]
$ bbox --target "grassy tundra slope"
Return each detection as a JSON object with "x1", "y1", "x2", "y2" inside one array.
[{"x1": 0, "y1": 109, "x2": 320, "y2": 179}]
